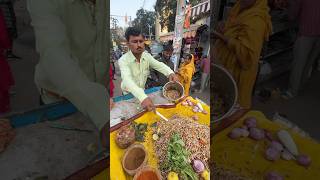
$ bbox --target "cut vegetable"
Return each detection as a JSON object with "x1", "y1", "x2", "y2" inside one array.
[
  {"x1": 270, "y1": 141, "x2": 283, "y2": 152},
  {"x1": 277, "y1": 130, "x2": 298, "y2": 156},
  {"x1": 153, "y1": 134, "x2": 159, "y2": 141},
  {"x1": 264, "y1": 171, "x2": 283, "y2": 180},
  {"x1": 228, "y1": 128, "x2": 242, "y2": 139},
  {"x1": 265, "y1": 147, "x2": 280, "y2": 161},
  {"x1": 192, "y1": 159, "x2": 205, "y2": 173},
  {"x1": 167, "y1": 172, "x2": 179, "y2": 180},
  {"x1": 202, "y1": 110, "x2": 208, "y2": 115},
  {"x1": 297, "y1": 154, "x2": 311, "y2": 167},
  {"x1": 244, "y1": 117, "x2": 257, "y2": 128},
  {"x1": 201, "y1": 170, "x2": 209, "y2": 180},
  {"x1": 240, "y1": 128, "x2": 249, "y2": 137},
  {"x1": 196, "y1": 103, "x2": 204, "y2": 111},
  {"x1": 192, "y1": 115, "x2": 199, "y2": 121},
  {"x1": 281, "y1": 150, "x2": 293, "y2": 161},
  {"x1": 249, "y1": 128, "x2": 265, "y2": 140},
  {"x1": 264, "y1": 130, "x2": 274, "y2": 141}
]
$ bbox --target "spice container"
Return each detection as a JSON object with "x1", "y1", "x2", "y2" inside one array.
[
  {"x1": 122, "y1": 143, "x2": 148, "y2": 176},
  {"x1": 133, "y1": 166, "x2": 162, "y2": 180}
]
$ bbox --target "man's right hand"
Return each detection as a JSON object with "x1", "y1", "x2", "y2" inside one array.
[{"x1": 141, "y1": 97, "x2": 155, "y2": 112}]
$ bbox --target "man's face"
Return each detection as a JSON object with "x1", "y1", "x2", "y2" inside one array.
[
  {"x1": 127, "y1": 35, "x2": 145, "y2": 55},
  {"x1": 162, "y1": 50, "x2": 173, "y2": 60}
]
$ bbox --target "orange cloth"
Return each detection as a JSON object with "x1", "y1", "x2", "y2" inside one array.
[
  {"x1": 177, "y1": 54, "x2": 195, "y2": 96},
  {"x1": 213, "y1": 0, "x2": 272, "y2": 108}
]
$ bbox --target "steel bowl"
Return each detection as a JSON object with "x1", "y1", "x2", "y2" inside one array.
[
  {"x1": 162, "y1": 81, "x2": 185, "y2": 102},
  {"x1": 212, "y1": 64, "x2": 238, "y2": 124}
]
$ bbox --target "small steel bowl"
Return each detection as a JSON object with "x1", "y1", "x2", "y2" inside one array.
[{"x1": 162, "y1": 81, "x2": 185, "y2": 102}]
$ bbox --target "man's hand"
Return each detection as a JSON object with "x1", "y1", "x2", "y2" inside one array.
[
  {"x1": 168, "y1": 73, "x2": 179, "y2": 82},
  {"x1": 141, "y1": 97, "x2": 155, "y2": 112}
]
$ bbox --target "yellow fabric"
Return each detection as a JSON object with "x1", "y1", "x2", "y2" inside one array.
[
  {"x1": 211, "y1": 111, "x2": 320, "y2": 179},
  {"x1": 214, "y1": 0, "x2": 272, "y2": 108},
  {"x1": 91, "y1": 168, "x2": 109, "y2": 180},
  {"x1": 177, "y1": 54, "x2": 195, "y2": 96},
  {"x1": 110, "y1": 97, "x2": 210, "y2": 180}
]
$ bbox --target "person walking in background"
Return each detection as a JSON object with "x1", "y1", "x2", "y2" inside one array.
[
  {"x1": 282, "y1": 0, "x2": 320, "y2": 99},
  {"x1": 0, "y1": 9, "x2": 14, "y2": 114},
  {"x1": 0, "y1": 0, "x2": 20, "y2": 59},
  {"x1": 177, "y1": 53, "x2": 195, "y2": 96},
  {"x1": 149, "y1": 44, "x2": 175, "y2": 87},
  {"x1": 213, "y1": 0, "x2": 272, "y2": 109},
  {"x1": 197, "y1": 55, "x2": 210, "y2": 93}
]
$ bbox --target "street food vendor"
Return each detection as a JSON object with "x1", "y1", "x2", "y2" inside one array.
[
  {"x1": 118, "y1": 27, "x2": 179, "y2": 112},
  {"x1": 27, "y1": 0, "x2": 108, "y2": 147}
]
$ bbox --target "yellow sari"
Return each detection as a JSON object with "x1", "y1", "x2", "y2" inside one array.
[
  {"x1": 178, "y1": 54, "x2": 195, "y2": 96},
  {"x1": 214, "y1": 0, "x2": 272, "y2": 108}
]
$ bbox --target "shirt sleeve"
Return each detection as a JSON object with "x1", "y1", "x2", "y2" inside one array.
[
  {"x1": 148, "y1": 54, "x2": 174, "y2": 77},
  {"x1": 118, "y1": 58, "x2": 148, "y2": 102},
  {"x1": 27, "y1": 0, "x2": 107, "y2": 130}
]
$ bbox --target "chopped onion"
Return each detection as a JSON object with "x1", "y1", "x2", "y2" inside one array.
[
  {"x1": 228, "y1": 128, "x2": 242, "y2": 139},
  {"x1": 297, "y1": 154, "x2": 311, "y2": 167},
  {"x1": 192, "y1": 159, "x2": 205, "y2": 173},
  {"x1": 270, "y1": 141, "x2": 283, "y2": 152},
  {"x1": 244, "y1": 117, "x2": 257, "y2": 128},
  {"x1": 181, "y1": 101, "x2": 188, "y2": 106},
  {"x1": 264, "y1": 171, "x2": 283, "y2": 180},
  {"x1": 265, "y1": 129, "x2": 274, "y2": 141},
  {"x1": 249, "y1": 128, "x2": 265, "y2": 140},
  {"x1": 281, "y1": 150, "x2": 293, "y2": 161},
  {"x1": 265, "y1": 147, "x2": 280, "y2": 161},
  {"x1": 192, "y1": 115, "x2": 199, "y2": 121},
  {"x1": 240, "y1": 128, "x2": 250, "y2": 137}
]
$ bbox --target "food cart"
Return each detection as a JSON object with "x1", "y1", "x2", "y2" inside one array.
[
  {"x1": 110, "y1": 86, "x2": 211, "y2": 180},
  {"x1": 212, "y1": 64, "x2": 320, "y2": 179}
]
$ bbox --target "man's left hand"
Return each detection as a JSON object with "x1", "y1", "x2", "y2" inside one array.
[{"x1": 168, "y1": 73, "x2": 179, "y2": 82}]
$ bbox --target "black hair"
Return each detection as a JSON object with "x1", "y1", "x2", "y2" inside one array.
[
  {"x1": 183, "y1": 53, "x2": 192, "y2": 60},
  {"x1": 125, "y1": 27, "x2": 144, "y2": 41},
  {"x1": 163, "y1": 44, "x2": 174, "y2": 52}
]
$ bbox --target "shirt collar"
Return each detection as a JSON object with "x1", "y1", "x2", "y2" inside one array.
[{"x1": 128, "y1": 51, "x2": 146, "y2": 63}]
